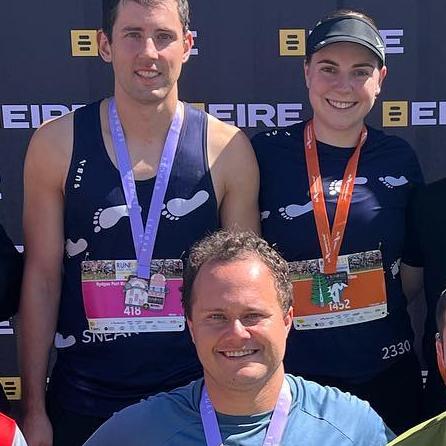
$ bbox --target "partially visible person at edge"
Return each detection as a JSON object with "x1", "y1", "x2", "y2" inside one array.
[
  {"x1": 83, "y1": 230, "x2": 394, "y2": 446},
  {"x1": 252, "y1": 9, "x2": 424, "y2": 434},
  {"x1": 387, "y1": 289, "x2": 446, "y2": 445},
  {"x1": 0, "y1": 413, "x2": 28, "y2": 446},
  {"x1": 0, "y1": 224, "x2": 23, "y2": 414},
  {"x1": 19, "y1": 0, "x2": 259, "y2": 445},
  {"x1": 402, "y1": 179, "x2": 446, "y2": 418}
]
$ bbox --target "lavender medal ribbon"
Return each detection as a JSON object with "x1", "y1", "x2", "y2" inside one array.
[
  {"x1": 199, "y1": 379, "x2": 292, "y2": 446},
  {"x1": 108, "y1": 98, "x2": 183, "y2": 279}
]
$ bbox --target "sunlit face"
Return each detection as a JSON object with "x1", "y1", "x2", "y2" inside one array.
[
  {"x1": 304, "y1": 42, "x2": 387, "y2": 138},
  {"x1": 187, "y1": 256, "x2": 293, "y2": 394},
  {"x1": 98, "y1": 0, "x2": 193, "y2": 105}
]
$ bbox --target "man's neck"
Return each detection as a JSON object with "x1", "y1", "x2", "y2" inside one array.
[
  {"x1": 113, "y1": 90, "x2": 180, "y2": 144},
  {"x1": 312, "y1": 117, "x2": 363, "y2": 148},
  {"x1": 204, "y1": 369, "x2": 286, "y2": 416}
]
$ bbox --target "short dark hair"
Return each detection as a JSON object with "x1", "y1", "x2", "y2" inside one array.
[
  {"x1": 436, "y1": 289, "x2": 446, "y2": 339},
  {"x1": 305, "y1": 9, "x2": 384, "y2": 68},
  {"x1": 102, "y1": 0, "x2": 190, "y2": 42},
  {"x1": 182, "y1": 231, "x2": 293, "y2": 319}
]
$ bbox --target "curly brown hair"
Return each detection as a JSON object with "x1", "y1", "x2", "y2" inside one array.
[{"x1": 182, "y1": 230, "x2": 293, "y2": 319}]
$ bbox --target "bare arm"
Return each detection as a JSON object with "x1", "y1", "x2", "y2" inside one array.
[
  {"x1": 19, "y1": 116, "x2": 72, "y2": 446},
  {"x1": 401, "y1": 263, "x2": 424, "y2": 306},
  {"x1": 401, "y1": 263, "x2": 426, "y2": 364},
  {"x1": 207, "y1": 117, "x2": 260, "y2": 233}
]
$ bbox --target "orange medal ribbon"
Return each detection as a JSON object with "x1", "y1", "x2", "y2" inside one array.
[{"x1": 304, "y1": 120, "x2": 367, "y2": 274}]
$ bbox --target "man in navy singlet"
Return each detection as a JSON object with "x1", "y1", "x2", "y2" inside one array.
[{"x1": 19, "y1": 1, "x2": 259, "y2": 446}]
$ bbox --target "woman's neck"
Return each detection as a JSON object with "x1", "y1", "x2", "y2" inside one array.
[{"x1": 312, "y1": 117, "x2": 364, "y2": 148}]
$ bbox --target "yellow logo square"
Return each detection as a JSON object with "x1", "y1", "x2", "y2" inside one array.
[
  {"x1": 279, "y1": 29, "x2": 306, "y2": 56},
  {"x1": 382, "y1": 101, "x2": 408, "y2": 127},
  {"x1": 71, "y1": 30, "x2": 98, "y2": 57},
  {"x1": 0, "y1": 377, "x2": 21, "y2": 400},
  {"x1": 191, "y1": 103, "x2": 205, "y2": 111}
]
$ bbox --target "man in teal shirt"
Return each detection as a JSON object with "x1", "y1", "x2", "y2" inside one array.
[
  {"x1": 388, "y1": 291, "x2": 446, "y2": 445},
  {"x1": 84, "y1": 231, "x2": 394, "y2": 446}
]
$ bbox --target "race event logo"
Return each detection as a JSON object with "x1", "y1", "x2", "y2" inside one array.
[
  {"x1": 279, "y1": 29, "x2": 306, "y2": 56},
  {"x1": 1, "y1": 104, "x2": 85, "y2": 129},
  {"x1": 193, "y1": 103, "x2": 304, "y2": 128},
  {"x1": 0, "y1": 321, "x2": 13, "y2": 335},
  {"x1": 0, "y1": 377, "x2": 21, "y2": 400},
  {"x1": 71, "y1": 30, "x2": 99, "y2": 57},
  {"x1": 383, "y1": 101, "x2": 446, "y2": 127},
  {"x1": 382, "y1": 101, "x2": 408, "y2": 127}
]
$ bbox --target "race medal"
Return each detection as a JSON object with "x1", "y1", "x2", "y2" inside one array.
[
  {"x1": 124, "y1": 276, "x2": 149, "y2": 307},
  {"x1": 146, "y1": 273, "x2": 167, "y2": 310}
]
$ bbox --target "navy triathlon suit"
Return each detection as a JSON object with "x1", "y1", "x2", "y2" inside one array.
[
  {"x1": 253, "y1": 122, "x2": 423, "y2": 434},
  {"x1": 48, "y1": 101, "x2": 219, "y2": 419}
]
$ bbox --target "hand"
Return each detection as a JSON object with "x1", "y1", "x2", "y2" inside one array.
[{"x1": 23, "y1": 410, "x2": 53, "y2": 446}]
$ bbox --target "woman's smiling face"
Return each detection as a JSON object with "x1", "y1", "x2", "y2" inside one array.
[{"x1": 305, "y1": 41, "x2": 387, "y2": 143}]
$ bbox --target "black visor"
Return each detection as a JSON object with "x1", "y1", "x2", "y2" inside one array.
[{"x1": 306, "y1": 16, "x2": 385, "y2": 66}]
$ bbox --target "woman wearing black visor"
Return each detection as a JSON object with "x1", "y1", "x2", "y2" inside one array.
[{"x1": 253, "y1": 9, "x2": 423, "y2": 434}]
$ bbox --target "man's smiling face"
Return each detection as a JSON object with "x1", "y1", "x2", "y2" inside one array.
[{"x1": 187, "y1": 255, "x2": 292, "y2": 395}]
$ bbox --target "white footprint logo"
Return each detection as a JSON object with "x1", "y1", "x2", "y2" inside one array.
[
  {"x1": 261, "y1": 211, "x2": 270, "y2": 221},
  {"x1": 55, "y1": 332, "x2": 76, "y2": 349},
  {"x1": 379, "y1": 176, "x2": 408, "y2": 189},
  {"x1": 93, "y1": 205, "x2": 129, "y2": 233},
  {"x1": 391, "y1": 258, "x2": 401, "y2": 279},
  {"x1": 161, "y1": 190, "x2": 209, "y2": 221},
  {"x1": 329, "y1": 177, "x2": 368, "y2": 196},
  {"x1": 279, "y1": 201, "x2": 313, "y2": 221},
  {"x1": 66, "y1": 238, "x2": 88, "y2": 257}
]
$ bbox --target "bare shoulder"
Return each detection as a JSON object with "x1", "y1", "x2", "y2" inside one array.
[
  {"x1": 205, "y1": 113, "x2": 260, "y2": 232},
  {"x1": 206, "y1": 113, "x2": 252, "y2": 157},
  {"x1": 25, "y1": 111, "x2": 74, "y2": 190}
]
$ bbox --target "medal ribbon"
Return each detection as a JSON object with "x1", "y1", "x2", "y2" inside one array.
[
  {"x1": 304, "y1": 120, "x2": 367, "y2": 274},
  {"x1": 199, "y1": 379, "x2": 292, "y2": 446},
  {"x1": 108, "y1": 98, "x2": 183, "y2": 279}
]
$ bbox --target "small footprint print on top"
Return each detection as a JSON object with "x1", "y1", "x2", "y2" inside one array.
[
  {"x1": 161, "y1": 190, "x2": 209, "y2": 221},
  {"x1": 379, "y1": 176, "x2": 408, "y2": 189},
  {"x1": 279, "y1": 201, "x2": 313, "y2": 221},
  {"x1": 328, "y1": 177, "x2": 368, "y2": 196},
  {"x1": 66, "y1": 238, "x2": 88, "y2": 257},
  {"x1": 261, "y1": 211, "x2": 270, "y2": 221},
  {"x1": 390, "y1": 258, "x2": 401, "y2": 279},
  {"x1": 92, "y1": 190, "x2": 210, "y2": 233},
  {"x1": 55, "y1": 332, "x2": 76, "y2": 349},
  {"x1": 93, "y1": 205, "x2": 129, "y2": 233}
]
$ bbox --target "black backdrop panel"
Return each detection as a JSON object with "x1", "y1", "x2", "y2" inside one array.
[{"x1": 1, "y1": 0, "x2": 445, "y2": 398}]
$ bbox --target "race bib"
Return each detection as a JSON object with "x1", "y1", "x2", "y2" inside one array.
[
  {"x1": 81, "y1": 259, "x2": 184, "y2": 333},
  {"x1": 291, "y1": 250, "x2": 387, "y2": 330}
]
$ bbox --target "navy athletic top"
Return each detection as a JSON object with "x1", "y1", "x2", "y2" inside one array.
[
  {"x1": 50, "y1": 101, "x2": 219, "y2": 417},
  {"x1": 253, "y1": 122, "x2": 423, "y2": 381}
]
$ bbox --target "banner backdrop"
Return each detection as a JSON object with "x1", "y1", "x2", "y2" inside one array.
[{"x1": 1, "y1": 0, "x2": 445, "y2": 403}]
